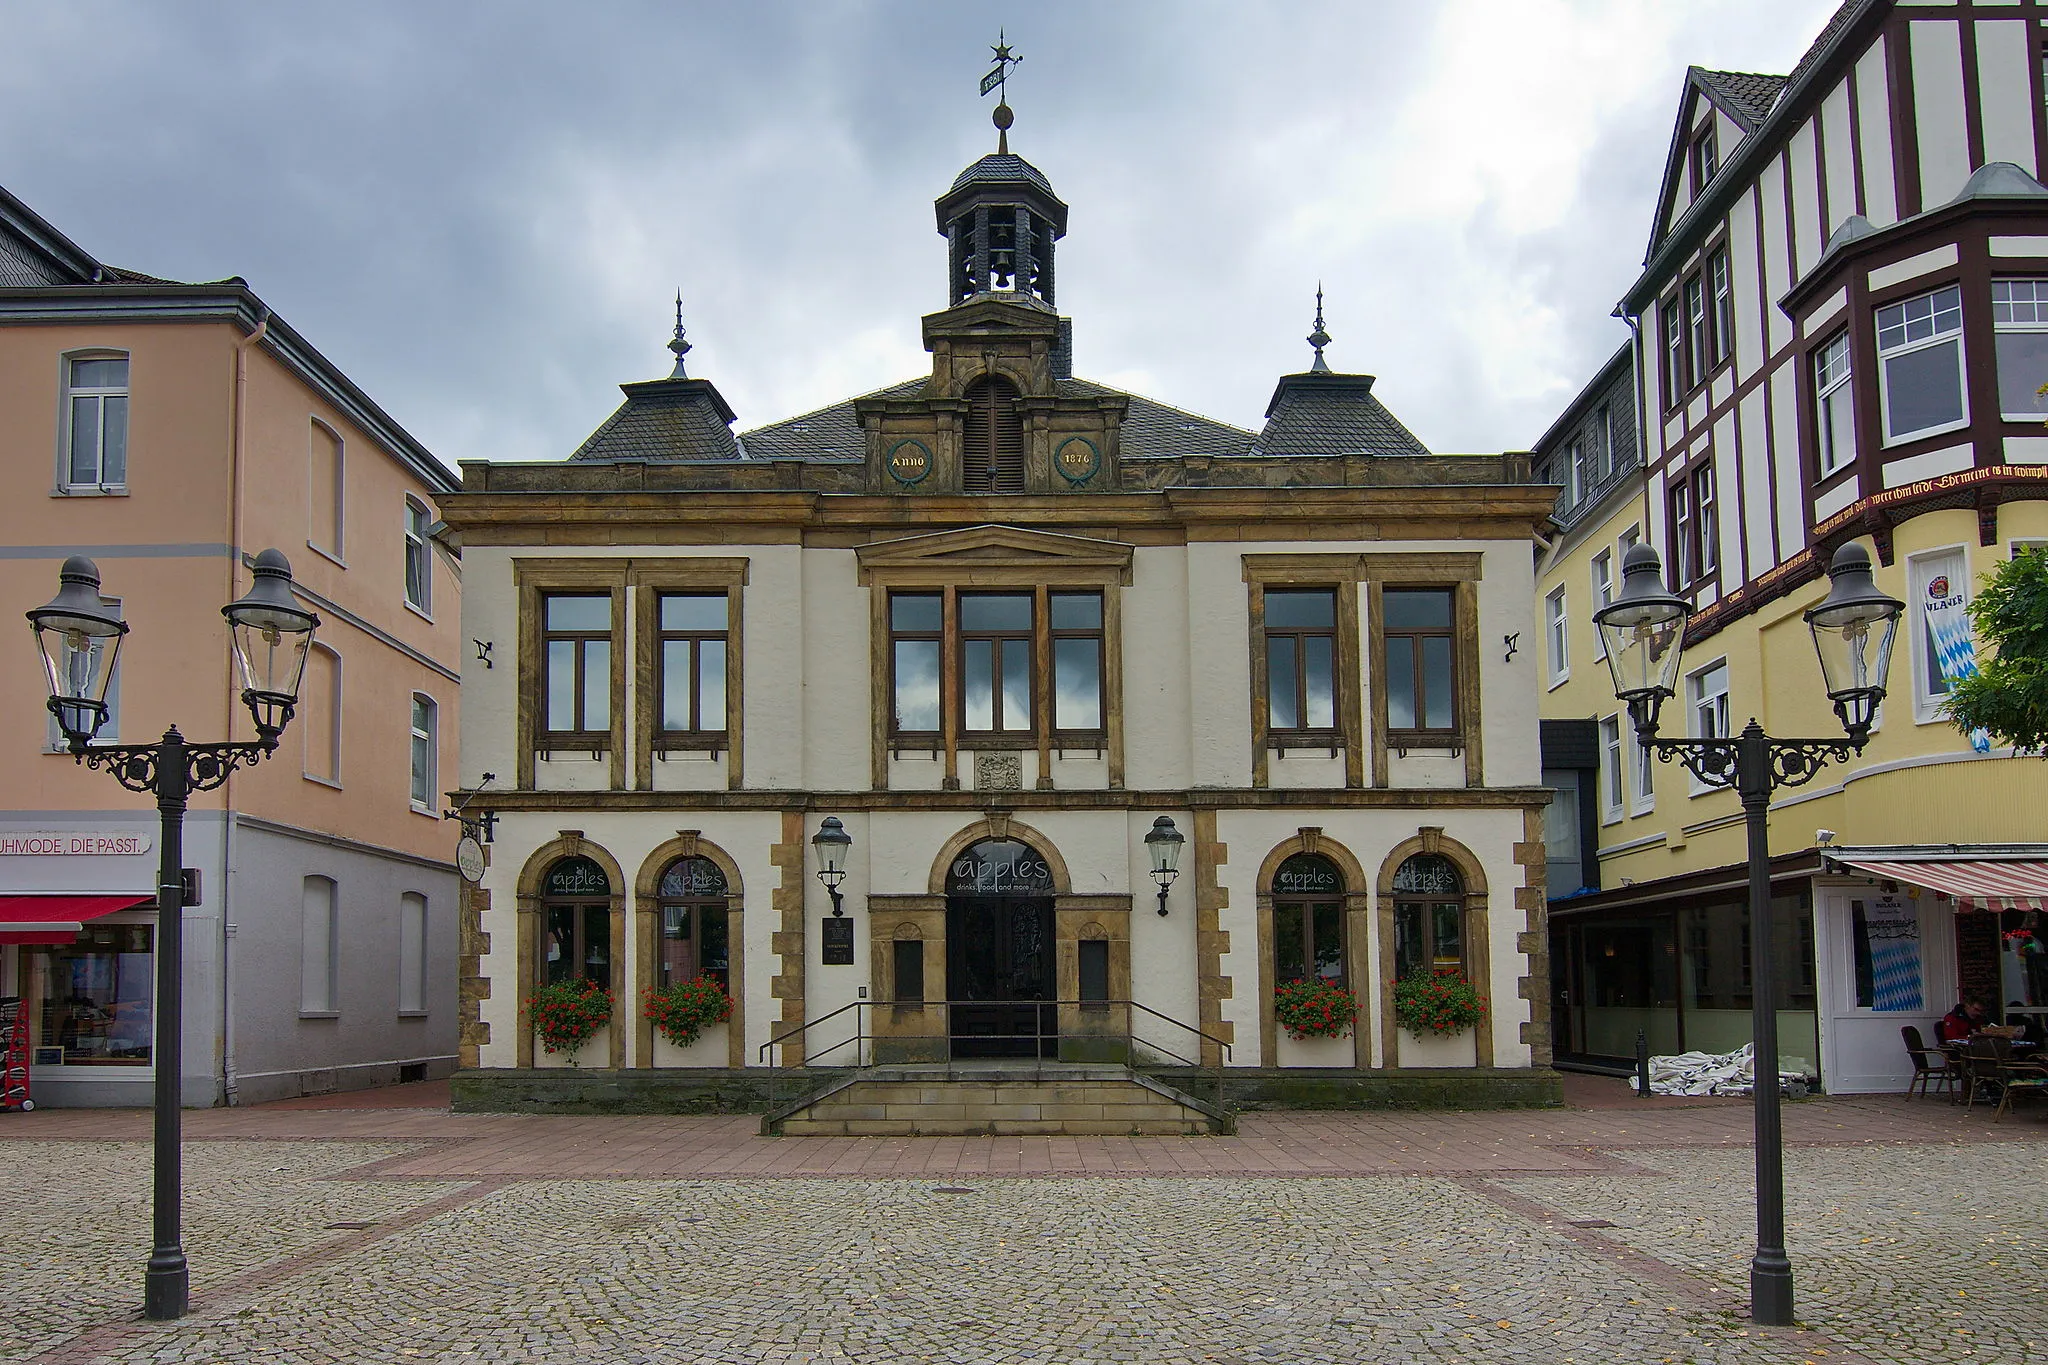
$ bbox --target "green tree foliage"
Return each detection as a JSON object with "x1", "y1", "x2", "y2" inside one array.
[{"x1": 1947, "y1": 547, "x2": 2048, "y2": 754}]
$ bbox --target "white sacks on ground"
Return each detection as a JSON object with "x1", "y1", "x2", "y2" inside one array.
[{"x1": 1645, "y1": 1043, "x2": 1810, "y2": 1096}]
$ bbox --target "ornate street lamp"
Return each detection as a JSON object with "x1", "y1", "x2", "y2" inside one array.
[
  {"x1": 812, "y1": 815, "x2": 851, "y2": 916},
  {"x1": 1592, "y1": 540, "x2": 1901, "y2": 1327},
  {"x1": 28, "y1": 550, "x2": 317, "y2": 1321},
  {"x1": 1145, "y1": 815, "x2": 1184, "y2": 916}
]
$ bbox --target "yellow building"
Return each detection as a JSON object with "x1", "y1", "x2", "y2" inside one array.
[{"x1": 1537, "y1": 0, "x2": 2048, "y2": 1094}]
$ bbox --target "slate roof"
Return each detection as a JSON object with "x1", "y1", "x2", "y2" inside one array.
[
  {"x1": 569, "y1": 378, "x2": 741, "y2": 462},
  {"x1": 1695, "y1": 69, "x2": 1786, "y2": 128},
  {"x1": 739, "y1": 378, "x2": 925, "y2": 462},
  {"x1": 1055, "y1": 379, "x2": 1256, "y2": 458},
  {"x1": 950, "y1": 153, "x2": 1056, "y2": 198},
  {"x1": 1253, "y1": 372, "x2": 1430, "y2": 457}
]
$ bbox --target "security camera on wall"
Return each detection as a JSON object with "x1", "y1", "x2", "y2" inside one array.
[{"x1": 1815, "y1": 829, "x2": 1837, "y2": 847}]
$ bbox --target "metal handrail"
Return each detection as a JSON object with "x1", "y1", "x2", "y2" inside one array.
[{"x1": 756, "y1": 998, "x2": 1230, "y2": 1068}]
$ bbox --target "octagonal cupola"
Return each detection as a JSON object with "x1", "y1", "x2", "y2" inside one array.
[{"x1": 935, "y1": 87, "x2": 1068, "y2": 308}]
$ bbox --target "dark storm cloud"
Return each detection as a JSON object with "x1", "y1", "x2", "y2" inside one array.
[{"x1": 0, "y1": 2, "x2": 1840, "y2": 468}]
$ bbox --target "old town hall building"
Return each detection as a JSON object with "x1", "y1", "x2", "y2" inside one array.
[{"x1": 440, "y1": 111, "x2": 1559, "y2": 1122}]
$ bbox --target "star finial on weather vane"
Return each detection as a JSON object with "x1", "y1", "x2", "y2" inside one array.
[{"x1": 981, "y1": 29, "x2": 1023, "y2": 153}]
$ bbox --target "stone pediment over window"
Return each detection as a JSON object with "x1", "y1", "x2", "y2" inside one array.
[{"x1": 855, "y1": 524, "x2": 1134, "y2": 585}]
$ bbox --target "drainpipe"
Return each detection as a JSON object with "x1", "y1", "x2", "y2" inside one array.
[{"x1": 221, "y1": 302, "x2": 269, "y2": 1107}]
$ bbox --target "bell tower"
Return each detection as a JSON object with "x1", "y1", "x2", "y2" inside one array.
[{"x1": 933, "y1": 33, "x2": 1067, "y2": 308}]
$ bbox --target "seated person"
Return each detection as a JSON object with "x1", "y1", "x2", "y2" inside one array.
[{"x1": 1937, "y1": 998, "x2": 1990, "y2": 1043}]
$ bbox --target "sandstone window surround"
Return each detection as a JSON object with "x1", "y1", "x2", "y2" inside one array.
[
  {"x1": 856, "y1": 527, "x2": 1132, "y2": 791},
  {"x1": 1242, "y1": 551, "x2": 1484, "y2": 789},
  {"x1": 512, "y1": 557, "x2": 749, "y2": 792},
  {"x1": 631, "y1": 558, "x2": 748, "y2": 791},
  {"x1": 515, "y1": 559, "x2": 628, "y2": 789}
]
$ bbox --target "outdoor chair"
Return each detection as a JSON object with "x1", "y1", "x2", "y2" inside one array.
[
  {"x1": 1962, "y1": 1036, "x2": 2013, "y2": 1110},
  {"x1": 1901, "y1": 1025, "x2": 1955, "y2": 1100},
  {"x1": 1994, "y1": 1051, "x2": 2048, "y2": 1121}
]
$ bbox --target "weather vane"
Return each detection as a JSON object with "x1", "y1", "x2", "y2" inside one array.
[{"x1": 981, "y1": 30, "x2": 1022, "y2": 153}]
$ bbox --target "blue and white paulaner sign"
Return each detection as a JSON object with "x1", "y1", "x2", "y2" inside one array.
[{"x1": 1864, "y1": 894, "x2": 1923, "y2": 1013}]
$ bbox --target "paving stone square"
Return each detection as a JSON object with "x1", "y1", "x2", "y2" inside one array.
[{"x1": 4, "y1": 1094, "x2": 2044, "y2": 1364}]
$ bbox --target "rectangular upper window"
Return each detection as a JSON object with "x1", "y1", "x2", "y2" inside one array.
[
  {"x1": 1815, "y1": 331, "x2": 1855, "y2": 478},
  {"x1": 1545, "y1": 585, "x2": 1568, "y2": 686},
  {"x1": 1692, "y1": 125, "x2": 1718, "y2": 191},
  {"x1": 409, "y1": 694, "x2": 436, "y2": 812},
  {"x1": 542, "y1": 593, "x2": 613, "y2": 742},
  {"x1": 1599, "y1": 714, "x2": 1624, "y2": 822},
  {"x1": 1668, "y1": 464, "x2": 1716, "y2": 587},
  {"x1": 1685, "y1": 274, "x2": 1708, "y2": 390},
  {"x1": 1590, "y1": 550, "x2": 1614, "y2": 660},
  {"x1": 1876, "y1": 284, "x2": 1966, "y2": 444},
  {"x1": 62, "y1": 353, "x2": 129, "y2": 492},
  {"x1": 1264, "y1": 589, "x2": 1338, "y2": 735},
  {"x1": 302, "y1": 644, "x2": 342, "y2": 786},
  {"x1": 886, "y1": 588, "x2": 1104, "y2": 742},
  {"x1": 1661, "y1": 298, "x2": 1685, "y2": 409},
  {"x1": 959, "y1": 592, "x2": 1034, "y2": 734},
  {"x1": 404, "y1": 497, "x2": 432, "y2": 613},
  {"x1": 1908, "y1": 547, "x2": 1968, "y2": 721},
  {"x1": 1689, "y1": 660, "x2": 1729, "y2": 741},
  {"x1": 657, "y1": 592, "x2": 728, "y2": 740},
  {"x1": 1709, "y1": 248, "x2": 1733, "y2": 367},
  {"x1": 1991, "y1": 278, "x2": 2048, "y2": 421},
  {"x1": 1383, "y1": 587, "x2": 1456, "y2": 739}
]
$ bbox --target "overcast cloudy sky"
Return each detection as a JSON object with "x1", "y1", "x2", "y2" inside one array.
[{"x1": 1, "y1": 1, "x2": 1840, "y2": 468}]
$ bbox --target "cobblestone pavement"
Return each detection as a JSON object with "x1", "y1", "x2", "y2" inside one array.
[{"x1": 4, "y1": 1099, "x2": 2044, "y2": 1364}]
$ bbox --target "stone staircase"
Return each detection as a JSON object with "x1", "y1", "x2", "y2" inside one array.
[{"x1": 763, "y1": 1061, "x2": 1229, "y2": 1136}]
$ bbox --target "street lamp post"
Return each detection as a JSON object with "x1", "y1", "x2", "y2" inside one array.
[
  {"x1": 1592, "y1": 541, "x2": 1901, "y2": 1327},
  {"x1": 27, "y1": 550, "x2": 318, "y2": 1322}
]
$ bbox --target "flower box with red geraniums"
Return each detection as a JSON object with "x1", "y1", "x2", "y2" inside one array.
[
  {"x1": 1393, "y1": 968, "x2": 1486, "y2": 1038},
  {"x1": 643, "y1": 976, "x2": 734, "y2": 1050},
  {"x1": 1274, "y1": 978, "x2": 1359, "y2": 1041},
  {"x1": 525, "y1": 977, "x2": 613, "y2": 1058}
]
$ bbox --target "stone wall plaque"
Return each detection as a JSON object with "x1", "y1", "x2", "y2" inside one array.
[
  {"x1": 973, "y1": 750, "x2": 1022, "y2": 791},
  {"x1": 886, "y1": 439, "x2": 933, "y2": 486}
]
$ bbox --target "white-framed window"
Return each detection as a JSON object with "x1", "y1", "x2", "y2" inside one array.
[
  {"x1": 1545, "y1": 586, "x2": 1569, "y2": 686},
  {"x1": 1689, "y1": 660, "x2": 1730, "y2": 740},
  {"x1": 409, "y1": 693, "x2": 436, "y2": 813},
  {"x1": 1631, "y1": 713, "x2": 1657, "y2": 814},
  {"x1": 309, "y1": 419, "x2": 346, "y2": 562},
  {"x1": 1990, "y1": 279, "x2": 2048, "y2": 421},
  {"x1": 1599, "y1": 714, "x2": 1625, "y2": 823},
  {"x1": 1620, "y1": 524, "x2": 1640, "y2": 558},
  {"x1": 1815, "y1": 331, "x2": 1856, "y2": 478},
  {"x1": 1688, "y1": 660, "x2": 1730, "y2": 794},
  {"x1": 60, "y1": 352, "x2": 129, "y2": 492},
  {"x1": 1709, "y1": 248, "x2": 1733, "y2": 367},
  {"x1": 398, "y1": 892, "x2": 428, "y2": 1015},
  {"x1": 1876, "y1": 285, "x2": 1966, "y2": 444},
  {"x1": 404, "y1": 497, "x2": 432, "y2": 614},
  {"x1": 303, "y1": 643, "x2": 343, "y2": 787},
  {"x1": 1594, "y1": 405, "x2": 1613, "y2": 486},
  {"x1": 45, "y1": 595, "x2": 121, "y2": 751},
  {"x1": 301, "y1": 875, "x2": 338, "y2": 1015},
  {"x1": 1695, "y1": 463, "x2": 1718, "y2": 576},
  {"x1": 1590, "y1": 549, "x2": 1614, "y2": 660},
  {"x1": 1908, "y1": 546, "x2": 1969, "y2": 722}
]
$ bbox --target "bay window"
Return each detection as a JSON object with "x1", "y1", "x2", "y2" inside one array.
[
  {"x1": 1876, "y1": 285, "x2": 1965, "y2": 443},
  {"x1": 1991, "y1": 279, "x2": 2048, "y2": 421},
  {"x1": 1815, "y1": 331, "x2": 1855, "y2": 477}
]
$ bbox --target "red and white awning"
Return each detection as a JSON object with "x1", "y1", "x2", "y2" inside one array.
[
  {"x1": 1836, "y1": 857, "x2": 2048, "y2": 913},
  {"x1": 0, "y1": 894, "x2": 153, "y2": 945}
]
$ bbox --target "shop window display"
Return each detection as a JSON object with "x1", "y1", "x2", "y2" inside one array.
[{"x1": 28, "y1": 923, "x2": 153, "y2": 1064}]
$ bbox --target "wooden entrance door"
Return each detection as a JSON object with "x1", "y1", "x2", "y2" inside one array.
[{"x1": 946, "y1": 894, "x2": 1055, "y2": 1058}]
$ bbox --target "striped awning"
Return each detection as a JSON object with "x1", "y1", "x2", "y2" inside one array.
[{"x1": 1837, "y1": 857, "x2": 2048, "y2": 913}]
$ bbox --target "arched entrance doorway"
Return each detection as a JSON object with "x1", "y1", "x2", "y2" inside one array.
[{"x1": 946, "y1": 837, "x2": 1055, "y2": 1057}]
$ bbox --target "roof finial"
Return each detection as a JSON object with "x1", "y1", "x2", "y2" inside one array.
[
  {"x1": 982, "y1": 30, "x2": 1022, "y2": 155},
  {"x1": 1307, "y1": 283, "x2": 1332, "y2": 373},
  {"x1": 667, "y1": 290, "x2": 691, "y2": 378}
]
